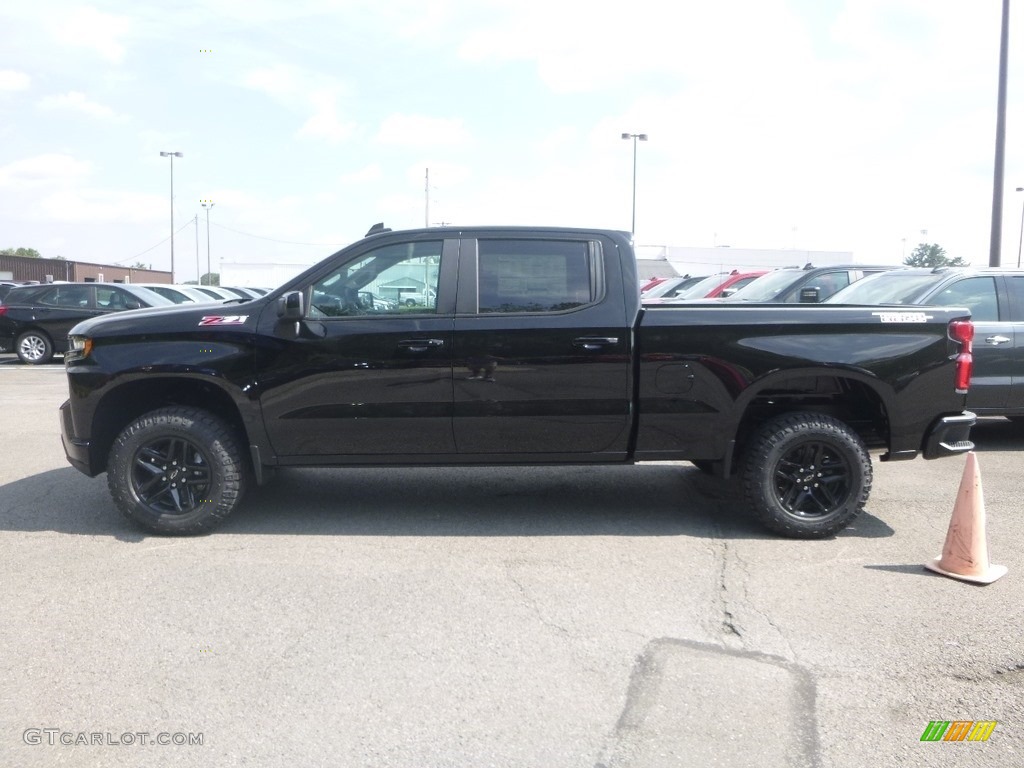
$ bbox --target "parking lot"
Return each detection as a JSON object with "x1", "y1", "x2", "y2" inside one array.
[{"x1": 1, "y1": 357, "x2": 1021, "y2": 767}]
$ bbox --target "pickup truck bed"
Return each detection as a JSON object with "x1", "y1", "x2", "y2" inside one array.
[{"x1": 60, "y1": 226, "x2": 975, "y2": 539}]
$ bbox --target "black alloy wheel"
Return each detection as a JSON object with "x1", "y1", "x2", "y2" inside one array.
[
  {"x1": 108, "y1": 407, "x2": 246, "y2": 534},
  {"x1": 742, "y1": 411, "x2": 872, "y2": 538}
]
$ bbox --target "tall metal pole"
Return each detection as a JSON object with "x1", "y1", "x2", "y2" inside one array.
[
  {"x1": 988, "y1": 0, "x2": 1010, "y2": 267},
  {"x1": 194, "y1": 215, "x2": 200, "y2": 285},
  {"x1": 425, "y1": 168, "x2": 430, "y2": 227},
  {"x1": 160, "y1": 151, "x2": 183, "y2": 279},
  {"x1": 631, "y1": 138, "x2": 638, "y2": 235},
  {"x1": 1016, "y1": 187, "x2": 1024, "y2": 269},
  {"x1": 202, "y1": 202, "x2": 215, "y2": 285},
  {"x1": 621, "y1": 133, "x2": 648, "y2": 237}
]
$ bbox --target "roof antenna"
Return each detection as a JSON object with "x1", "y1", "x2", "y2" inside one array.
[{"x1": 365, "y1": 222, "x2": 391, "y2": 237}]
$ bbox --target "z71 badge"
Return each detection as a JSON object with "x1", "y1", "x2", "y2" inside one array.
[{"x1": 198, "y1": 315, "x2": 249, "y2": 326}]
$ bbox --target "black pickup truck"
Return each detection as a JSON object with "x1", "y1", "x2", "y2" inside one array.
[{"x1": 60, "y1": 226, "x2": 976, "y2": 538}]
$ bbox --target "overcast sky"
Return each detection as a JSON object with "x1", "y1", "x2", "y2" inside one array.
[{"x1": 1, "y1": 0, "x2": 1023, "y2": 281}]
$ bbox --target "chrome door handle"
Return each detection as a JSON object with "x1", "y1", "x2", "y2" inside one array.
[
  {"x1": 984, "y1": 335, "x2": 1011, "y2": 345},
  {"x1": 572, "y1": 336, "x2": 619, "y2": 351},
  {"x1": 397, "y1": 338, "x2": 445, "y2": 352}
]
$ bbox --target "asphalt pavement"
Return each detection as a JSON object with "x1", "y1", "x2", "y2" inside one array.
[{"x1": 0, "y1": 357, "x2": 1021, "y2": 767}]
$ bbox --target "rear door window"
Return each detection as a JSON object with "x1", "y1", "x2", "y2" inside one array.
[
  {"x1": 476, "y1": 239, "x2": 598, "y2": 313},
  {"x1": 1005, "y1": 275, "x2": 1024, "y2": 321},
  {"x1": 39, "y1": 285, "x2": 93, "y2": 308}
]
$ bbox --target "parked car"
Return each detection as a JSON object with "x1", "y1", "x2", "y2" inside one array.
[
  {"x1": 640, "y1": 276, "x2": 672, "y2": 293},
  {"x1": 0, "y1": 282, "x2": 174, "y2": 364},
  {"x1": 0, "y1": 281, "x2": 22, "y2": 303},
  {"x1": 707, "y1": 270, "x2": 770, "y2": 298},
  {"x1": 397, "y1": 286, "x2": 437, "y2": 307},
  {"x1": 640, "y1": 275, "x2": 710, "y2": 301},
  {"x1": 192, "y1": 285, "x2": 244, "y2": 301},
  {"x1": 720, "y1": 264, "x2": 896, "y2": 303},
  {"x1": 826, "y1": 267, "x2": 1024, "y2": 420},
  {"x1": 644, "y1": 270, "x2": 768, "y2": 304},
  {"x1": 132, "y1": 284, "x2": 223, "y2": 304},
  {"x1": 220, "y1": 286, "x2": 263, "y2": 300}
]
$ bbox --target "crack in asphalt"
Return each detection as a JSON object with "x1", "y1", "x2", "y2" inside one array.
[{"x1": 503, "y1": 561, "x2": 574, "y2": 638}]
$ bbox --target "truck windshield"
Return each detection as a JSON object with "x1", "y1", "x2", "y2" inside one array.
[
  {"x1": 826, "y1": 273, "x2": 940, "y2": 305},
  {"x1": 723, "y1": 270, "x2": 801, "y2": 301}
]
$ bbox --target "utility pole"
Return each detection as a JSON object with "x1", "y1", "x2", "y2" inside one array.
[
  {"x1": 988, "y1": 0, "x2": 1010, "y2": 267},
  {"x1": 621, "y1": 133, "x2": 648, "y2": 236},
  {"x1": 194, "y1": 215, "x2": 200, "y2": 285},
  {"x1": 425, "y1": 168, "x2": 430, "y2": 227},
  {"x1": 159, "y1": 151, "x2": 183, "y2": 279},
  {"x1": 201, "y1": 201, "x2": 215, "y2": 285}
]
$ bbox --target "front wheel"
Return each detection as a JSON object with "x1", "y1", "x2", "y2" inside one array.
[
  {"x1": 16, "y1": 331, "x2": 53, "y2": 364},
  {"x1": 107, "y1": 407, "x2": 247, "y2": 534},
  {"x1": 741, "y1": 412, "x2": 871, "y2": 539}
]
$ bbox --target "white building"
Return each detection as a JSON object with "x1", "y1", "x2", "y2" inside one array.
[{"x1": 635, "y1": 245, "x2": 855, "y2": 281}]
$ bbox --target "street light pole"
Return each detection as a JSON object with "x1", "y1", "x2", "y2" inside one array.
[
  {"x1": 194, "y1": 214, "x2": 200, "y2": 285},
  {"x1": 1016, "y1": 186, "x2": 1024, "y2": 269},
  {"x1": 159, "y1": 151, "x2": 183, "y2": 280},
  {"x1": 201, "y1": 202, "x2": 215, "y2": 285},
  {"x1": 621, "y1": 132, "x2": 648, "y2": 236},
  {"x1": 987, "y1": 0, "x2": 1010, "y2": 267}
]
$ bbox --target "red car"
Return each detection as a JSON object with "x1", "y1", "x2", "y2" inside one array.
[
  {"x1": 704, "y1": 270, "x2": 768, "y2": 298},
  {"x1": 643, "y1": 270, "x2": 767, "y2": 304}
]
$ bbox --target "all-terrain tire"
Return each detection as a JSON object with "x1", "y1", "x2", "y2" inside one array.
[
  {"x1": 741, "y1": 411, "x2": 872, "y2": 539},
  {"x1": 107, "y1": 406, "x2": 246, "y2": 535}
]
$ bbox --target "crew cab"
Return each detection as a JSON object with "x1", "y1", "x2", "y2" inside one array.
[{"x1": 60, "y1": 226, "x2": 975, "y2": 539}]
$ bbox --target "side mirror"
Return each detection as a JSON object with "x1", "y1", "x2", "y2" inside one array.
[
  {"x1": 799, "y1": 287, "x2": 821, "y2": 303},
  {"x1": 125, "y1": 300, "x2": 142, "y2": 310},
  {"x1": 277, "y1": 290, "x2": 304, "y2": 319},
  {"x1": 719, "y1": 288, "x2": 736, "y2": 298}
]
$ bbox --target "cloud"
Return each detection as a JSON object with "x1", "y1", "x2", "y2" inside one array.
[
  {"x1": 243, "y1": 66, "x2": 299, "y2": 99},
  {"x1": 38, "y1": 188, "x2": 164, "y2": 223},
  {"x1": 297, "y1": 89, "x2": 355, "y2": 142},
  {"x1": 340, "y1": 164, "x2": 383, "y2": 184},
  {"x1": 243, "y1": 67, "x2": 356, "y2": 143},
  {"x1": 0, "y1": 70, "x2": 31, "y2": 91},
  {"x1": 38, "y1": 91, "x2": 122, "y2": 120},
  {"x1": 52, "y1": 6, "x2": 131, "y2": 63},
  {"x1": 0, "y1": 154, "x2": 92, "y2": 187},
  {"x1": 376, "y1": 114, "x2": 470, "y2": 147}
]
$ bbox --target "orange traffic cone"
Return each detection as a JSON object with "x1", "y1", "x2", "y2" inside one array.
[{"x1": 924, "y1": 452, "x2": 1007, "y2": 584}]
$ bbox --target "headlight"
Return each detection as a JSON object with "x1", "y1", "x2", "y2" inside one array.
[{"x1": 65, "y1": 335, "x2": 93, "y2": 362}]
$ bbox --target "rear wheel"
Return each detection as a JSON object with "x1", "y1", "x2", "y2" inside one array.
[
  {"x1": 107, "y1": 407, "x2": 246, "y2": 535},
  {"x1": 16, "y1": 331, "x2": 53, "y2": 364},
  {"x1": 741, "y1": 412, "x2": 871, "y2": 538}
]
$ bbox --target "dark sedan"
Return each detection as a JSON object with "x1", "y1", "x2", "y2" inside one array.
[{"x1": 0, "y1": 282, "x2": 174, "y2": 364}]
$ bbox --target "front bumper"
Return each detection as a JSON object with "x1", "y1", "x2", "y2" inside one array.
[
  {"x1": 60, "y1": 399, "x2": 95, "y2": 476},
  {"x1": 921, "y1": 411, "x2": 976, "y2": 459}
]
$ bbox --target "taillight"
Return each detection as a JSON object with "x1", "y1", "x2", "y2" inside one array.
[
  {"x1": 949, "y1": 319, "x2": 973, "y2": 394},
  {"x1": 0, "y1": 306, "x2": 7, "y2": 316}
]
